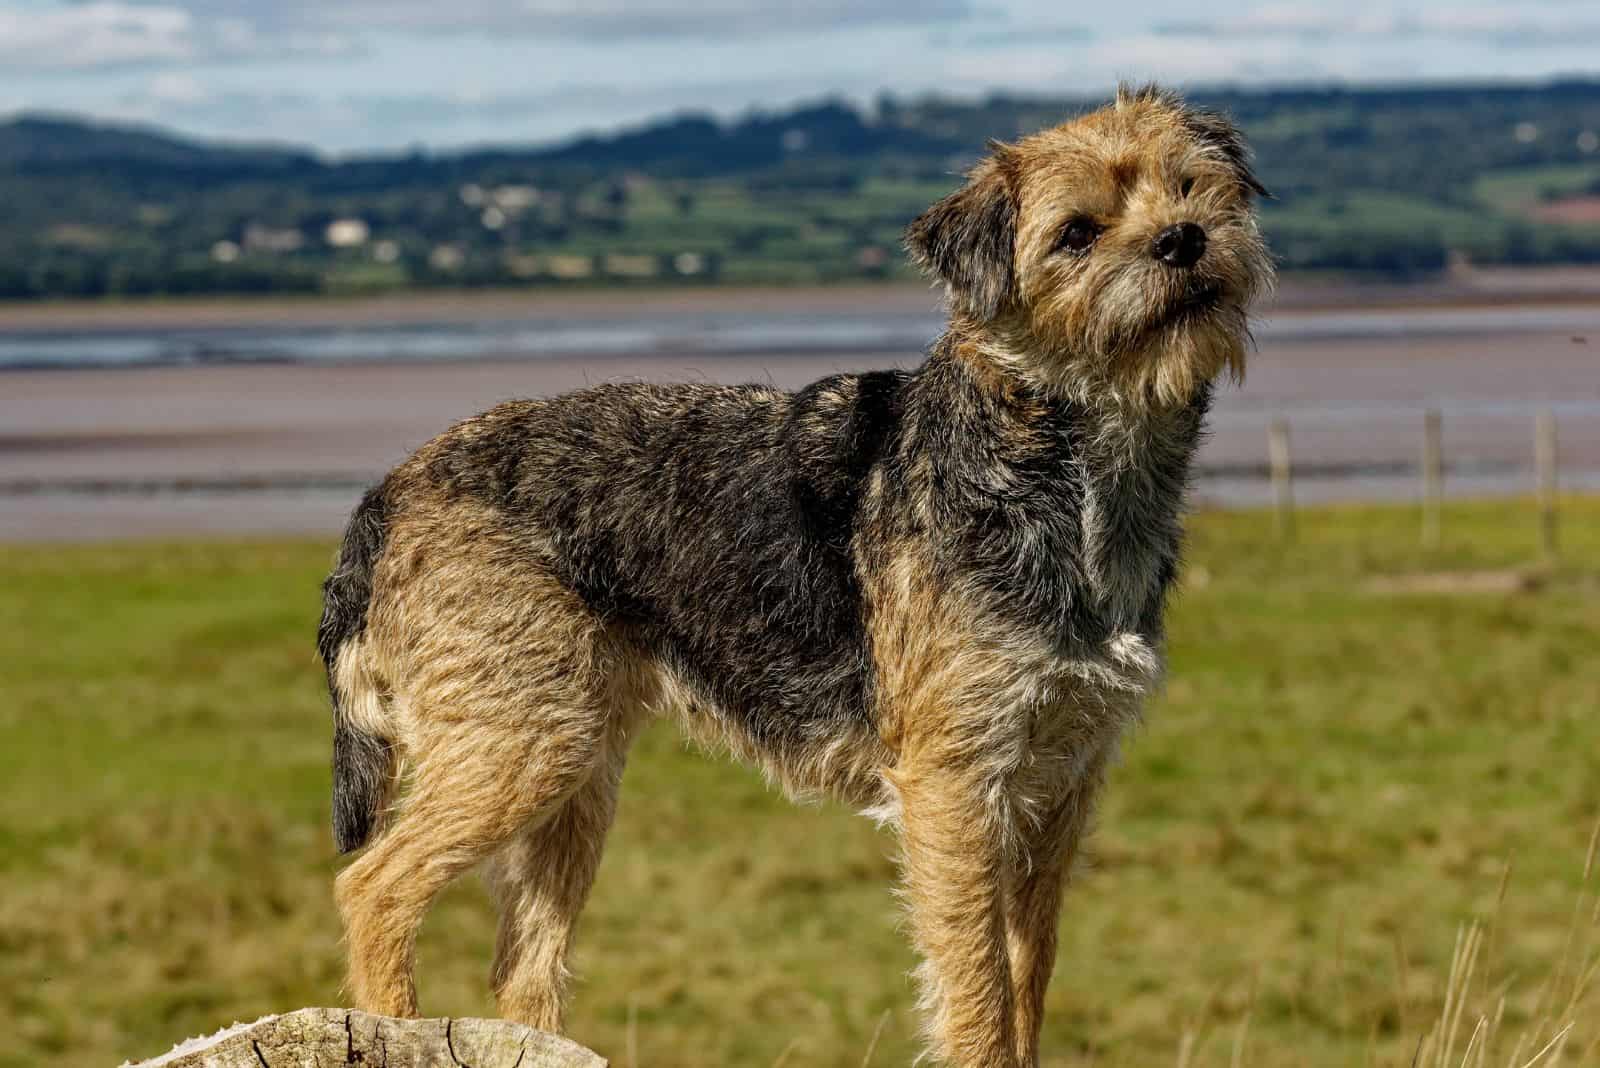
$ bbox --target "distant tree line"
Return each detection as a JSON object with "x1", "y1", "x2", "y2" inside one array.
[{"x1": 1, "y1": 80, "x2": 1598, "y2": 297}]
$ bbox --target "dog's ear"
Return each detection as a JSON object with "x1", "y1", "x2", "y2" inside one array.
[
  {"x1": 1183, "y1": 109, "x2": 1271, "y2": 199},
  {"x1": 905, "y1": 145, "x2": 1019, "y2": 320}
]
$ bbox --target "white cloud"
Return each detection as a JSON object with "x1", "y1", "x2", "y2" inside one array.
[
  {"x1": 143, "y1": 71, "x2": 208, "y2": 104},
  {"x1": 5, "y1": 0, "x2": 1598, "y2": 152},
  {"x1": 169, "y1": 0, "x2": 972, "y2": 38},
  {"x1": 0, "y1": 1, "x2": 361, "y2": 70},
  {"x1": 0, "y1": 2, "x2": 194, "y2": 69},
  {"x1": 1154, "y1": 5, "x2": 1600, "y2": 47},
  {"x1": 944, "y1": 32, "x2": 1324, "y2": 92}
]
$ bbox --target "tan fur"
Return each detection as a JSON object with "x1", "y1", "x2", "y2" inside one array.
[
  {"x1": 334, "y1": 474, "x2": 629, "y2": 1017},
  {"x1": 985, "y1": 89, "x2": 1272, "y2": 409},
  {"x1": 867, "y1": 540, "x2": 1153, "y2": 1065},
  {"x1": 327, "y1": 87, "x2": 1269, "y2": 1067}
]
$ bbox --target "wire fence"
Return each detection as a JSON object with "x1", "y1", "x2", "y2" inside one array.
[{"x1": 1196, "y1": 406, "x2": 1574, "y2": 554}]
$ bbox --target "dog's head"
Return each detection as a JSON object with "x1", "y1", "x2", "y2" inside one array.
[{"x1": 906, "y1": 84, "x2": 1275, "y2": 407}]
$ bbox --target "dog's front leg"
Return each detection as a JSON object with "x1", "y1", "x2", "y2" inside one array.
[
  {"x1": 892, "y1": 756, "x2": 1019, "y2": 1068},
  {"x1": 1003, "y1": 744, "x2": 1113, "y2": 1066}
]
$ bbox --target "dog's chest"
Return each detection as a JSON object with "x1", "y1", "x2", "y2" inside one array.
[
  {"x1": 1072, "y1": 437, "x2": 1184, "y2": 630},
  {"x1": 937, "y1": 398, "x2": 1201, "y2": 654}
]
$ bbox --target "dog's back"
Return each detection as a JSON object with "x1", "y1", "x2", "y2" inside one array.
[{"x1": 319, "y1": 373, "x2": 912, "y2": 852}]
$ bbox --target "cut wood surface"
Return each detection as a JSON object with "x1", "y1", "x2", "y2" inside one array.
[{"x1": 121, "y1": 1008, "x2": 607, "y2": 1067}]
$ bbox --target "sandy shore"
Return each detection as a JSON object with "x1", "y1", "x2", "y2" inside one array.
[
  {"x1": 3, "y1": 314, "x2": 1597, "y2": 540},
  {"x1": 0, "y1": 285, "x2": 944, "y2": 333},
  {"x1": 5, "y1": 270, "x2": 1598, "y2": 539}
]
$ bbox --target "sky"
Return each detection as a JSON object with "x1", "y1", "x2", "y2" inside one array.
[{"x1": 2, "y1": 0, "x2": 1598, "y2": 154}]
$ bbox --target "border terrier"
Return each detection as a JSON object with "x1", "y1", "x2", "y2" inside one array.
[{"x1": 319, "y1": 84, "x2": 1272, "y2": 1066}]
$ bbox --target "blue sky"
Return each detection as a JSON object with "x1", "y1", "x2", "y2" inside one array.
[{"x1": 3, "y1": 0, "x2": 1598, "y2": 153}]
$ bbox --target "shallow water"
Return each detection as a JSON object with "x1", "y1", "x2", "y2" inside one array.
[
  {"x1": 1, "y1": 298, "x2": 1595, "y2": 538},
  {"x1": 2, "y1": 302, "x2": 1598, "y2": 370}
]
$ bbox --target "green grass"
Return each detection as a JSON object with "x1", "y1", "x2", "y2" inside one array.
[
  {"x1": 3, "y1": 500, "x2": 1599, "y2": 1067},
  {"x1": 1475, "y1": 164, "x2": 1600, "y2": 213},
  {"x1": 1262, "y1": 192, "x2": 1488, "y2": 241}
]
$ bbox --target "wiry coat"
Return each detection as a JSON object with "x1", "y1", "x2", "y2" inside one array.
[{"x1": 319, "y1": 84, "x2": 1272, "y2": 1068}]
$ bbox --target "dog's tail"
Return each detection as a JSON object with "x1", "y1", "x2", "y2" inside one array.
[{"x1": 319, "y1": 480, "x2": 398, "y2": 855}]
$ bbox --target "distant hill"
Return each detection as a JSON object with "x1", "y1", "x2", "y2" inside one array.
[
  {"x1": 1, "y1": 80, "x2": 1598, "y2": 298},
  {"x1": 0, "y1": 114, "x2": 319, "y2": 178}
]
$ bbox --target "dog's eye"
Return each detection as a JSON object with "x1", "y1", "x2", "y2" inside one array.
[
  {"x1": 1057, "y1": 217, "x2": 1102, "y2": 254},
  {"x1": 1180, "y1": 177, "x2": 1196, "y2": 198}
]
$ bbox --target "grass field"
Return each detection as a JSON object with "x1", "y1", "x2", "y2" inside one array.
[
  {"x1": 3, "y1": 500, "x2": 1599, "y2": 1067},
  {"x1": 1474, "y1": 164, "x2": 1600, "y2": 215}
]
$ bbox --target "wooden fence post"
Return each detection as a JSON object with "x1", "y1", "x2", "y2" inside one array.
[
  {"x1": 1536, "y1": 409, "x2": 1558, "y2": 558},
  {"x1": 1268, "y1": 418, "x2": 1294, "y2": 541},
  {"x1": 1421, "y1": 409, "x2": 1443, "y2": 549}
]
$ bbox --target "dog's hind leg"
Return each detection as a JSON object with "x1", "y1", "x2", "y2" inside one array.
[
  {"x1": 485, "y1": 709, "x2": 633, "y2": 1031},
  {"x1": 333, "y1": 546, "x2": 617, "y2": 1019},
  {"x1": 334, "y1": 698, "x2": 609, "y2": 1018}
]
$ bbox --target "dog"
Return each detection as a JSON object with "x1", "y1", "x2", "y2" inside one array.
[{"x1": 318, "y1": 83, "x2": 1272, "y2": 1067}]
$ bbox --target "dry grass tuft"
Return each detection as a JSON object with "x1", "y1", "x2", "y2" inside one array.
[{"x1": 1356, "y1": 823, "x2": 1599, "y2": 1068}]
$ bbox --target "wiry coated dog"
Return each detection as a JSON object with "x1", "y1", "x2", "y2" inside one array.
[{"x1": 319, "y1": 85, "x2": 1272, "y2": 1067}]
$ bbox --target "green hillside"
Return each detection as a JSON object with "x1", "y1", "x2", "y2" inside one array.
[{"x1": 2, "y1": 81, "x2": 1599, "y2": 298}]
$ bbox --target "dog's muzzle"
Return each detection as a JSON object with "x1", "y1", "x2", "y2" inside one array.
[{"x1": 1151, "y1": 222, "x2": 1207, "y2": 269}]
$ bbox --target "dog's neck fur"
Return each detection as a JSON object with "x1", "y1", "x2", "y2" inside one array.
[{"x1": 902, "y1": 320, "x2": 1210, "y2": 641}]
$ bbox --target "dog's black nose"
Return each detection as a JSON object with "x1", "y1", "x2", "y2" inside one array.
[{"x1": 1151, "y1": 222, "x2": 1206, "y2": 268}]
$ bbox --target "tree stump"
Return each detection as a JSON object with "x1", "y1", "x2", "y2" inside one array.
[{"x1": 121, "y1": 1008, "x2": 607, "y2": 1067}]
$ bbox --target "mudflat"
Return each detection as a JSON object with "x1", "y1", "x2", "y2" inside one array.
[{"x1": 2, "y1": 281, "x2": 1597, "y2": 540}]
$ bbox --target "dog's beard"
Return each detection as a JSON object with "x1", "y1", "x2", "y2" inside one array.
[
  {"x1": 1099, "y1": 282, "x2": 1250, "y2": 408},
  {"x1": 1024, "y1": 225, "x2": 1273, "y2": 409},
  {"x1": 1123, "y1": 306, "x2": 1248, "y2": 408}
]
